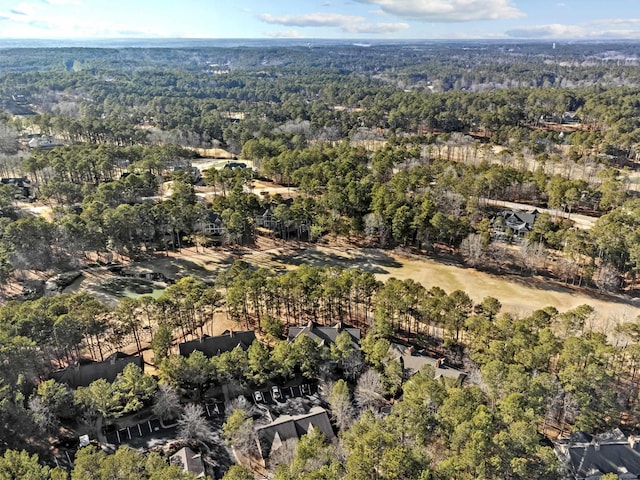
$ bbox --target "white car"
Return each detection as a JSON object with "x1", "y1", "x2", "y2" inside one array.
[
  {"x1": 253, "y1": 391, "x2": 264, "y2": 403},
  {"x1": 271, "y1": 385, "x2": 282, "y2": 400}
]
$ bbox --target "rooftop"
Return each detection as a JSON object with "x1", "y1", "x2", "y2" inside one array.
[
  {"x1": 256, "y1": 406, "x2": 335, "y2": 459},
  {"x1": 288, "y1": 321, "x2": 361, "y2": 347},
  {"x1": 50, "y1": 352, "x2": 143, "y2": 388},
  {"x1": 555, "y1": 428, "x2": 640, "y2": 480},
  {"x1": 178, "y1": 330, "x2": 256, "y2": 358},
  {"x1": 169, "y1": 447, "x2": 206, "y2": 478},
  {"x1": 389, "y1": 342, "x2": 466, "y2": 382}
]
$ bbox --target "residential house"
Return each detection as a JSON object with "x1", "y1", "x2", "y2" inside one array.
[
  {"x1": 494, "y1": 209, "x2": 539, "y2": 237},
  {"x1": 178, "y1": 330, "x2": 256, "y2": 358},
  {"x1": 255, "y1": 199, "x2": 293, "y2": 230},
  {"x1": 169, "y1": 447, "x2": 206, "y2": 478},
  {"x1": 555, "y1": 429, "x2": 640, "y2": 480},
  {"x1": 1, "y1": 177, "x2": 31, "y2": 198},
  {"x1": 27, "y1": 136, "x2": 61, "y2": 149},
  {"x1": 255, "y1": 198, "x2": 309, "y2": 239},
  {"x1": 195, "y1": 211, "x2": 225, "y2": 236},
  {"x1": 255, "y1": 407, "x2": 335, "y2": 465},
  {"x1": 288, "y1": 321, "x2": 361, "y2": 348},
  {"x1": 389, "y1": 342, "x2": 466, "y2": 383},
  {"x1": 50, "y1": 352, "x2": 144, "y2": 389},
  {"x1": 223, "y1": 161, "x2": 247, "y2": 170},
  {"x1": 562, "y1": 111, "x2": 581, "y2": 124}
]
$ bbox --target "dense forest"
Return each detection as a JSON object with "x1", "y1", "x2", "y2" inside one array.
[{"x1": 1, "y1": 41, "x2": 640, "y2": 479}]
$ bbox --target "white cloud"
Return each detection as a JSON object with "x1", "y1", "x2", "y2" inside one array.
[
  {"x1": 352, "y1": 0, "x2": 524, "y2": 22},
  {"x1": 344, "y1": 22, "x2": 410, "y2": 33},
  {"x1": 0, "y1": 4, "x2": 168, "y2": 38},
  {"x1": 257, "y1": 11, "x2": 409, "y2": 35},
  {"x1": 258, "y1": 12, "x2": 365, "y2": 27},
  {"x1": 505, "y1": 24, "x2": 586, "y2": 38},
  {"x1": 10, "y1": 3, "x2": 36, "y2": 16},
  {"x1": 592, "y1": 18, "x2": 640, "y2": 26},
  {"x1": 265, "y1": 29, "x2": 303, "y2": 38},
  {"x1": 42, "y1": 0, "x2": 83, "y2": 5}
]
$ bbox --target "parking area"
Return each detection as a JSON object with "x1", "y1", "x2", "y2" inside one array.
[
  {"x1": 252, "y1": 382, "x2": 318, "y2": 405},
  {"x1": 103, "y1": 401, "x2": 225, "y2": 447},
  {"x1": 104, "y1": 418, "x2": 164, "y2": 445}
]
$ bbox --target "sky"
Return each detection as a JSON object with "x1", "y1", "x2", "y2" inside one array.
[{"x1": 1, "y1": 0, "x2": 640, "y2": 41}]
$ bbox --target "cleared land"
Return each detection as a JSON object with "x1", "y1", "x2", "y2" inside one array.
[{"x1": 65, "y1": 241, "x2": 640, "y2": 332}]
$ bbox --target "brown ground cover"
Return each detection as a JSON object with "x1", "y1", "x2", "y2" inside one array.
[{"x1": 64, "y1": 237, "x2": 640, "y2": 334}]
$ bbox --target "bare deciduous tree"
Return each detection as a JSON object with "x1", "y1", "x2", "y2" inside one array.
[
  {"x1": 153, "y1": 384, "x2": 183, "y2": 422},
  {"x1": 177, "y1": 403, "x2": 215, "y2": 444},
  {"x1": 594, "y1": 263, "x2": 622, "y2": 292},
  {"x1": 354, "y1": 369, "x2": 386, "y2": 412},
  {"x1": 329, "y1": 380, "x2": 353, "y2": 432},
  {"x1": 222, "y1": 408, "x2": 258, "y2": 457},
  {"x1": 28, "y1": 397, "x2": 57, "y2": 433},
  {"x1": 460, "y1": 233, "x2": 486, "y2": 267},
  {"x1": 269, "y1": 438, "x2": 298, "y2": 468}
]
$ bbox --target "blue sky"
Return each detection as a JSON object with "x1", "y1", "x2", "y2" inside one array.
[{"x1": 1, "y1": 0, "x2": 640, "y2": 40}]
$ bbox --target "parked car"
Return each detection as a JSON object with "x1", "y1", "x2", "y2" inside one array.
[
  {"x1": 301, "y1": 384, "x2": 311, "y2": 396},
  {"x1": 253, "y1": 391, "x2": 264, "y2": 403},
  {"x1": 271, "y1": 385, "x2": 282, "y2": 400}
]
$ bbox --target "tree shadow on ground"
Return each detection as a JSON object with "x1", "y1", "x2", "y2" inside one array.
[{"x1": 270, "y1": 245, "x2": 402, "y2": 274}]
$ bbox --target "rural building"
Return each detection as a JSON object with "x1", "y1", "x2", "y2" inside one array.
[
  {"x1": 169, "y1": 447, "x2": 206, "y2": 478},
  {"x1": 255, "y1": 199, "x2": 293, "y2": 230},
  {"x1": 195, "y1": 211, "x2": 225, "y2": 236},
  {"x1": 27, "y1": 136, "x2": 61, "y2": 149},
  {"x1": 494, "y1": 209, "x2": 539, "y2": 237},
  {"x1": 389, "y1": 342, "x2": 466, "y2": 383},
  {"x1": 50, "y1": 352, "x2": 144, "y2": 389},
  {"x1": 223, "y1": 161, "x2": 247, "y2": 170},
  {"x1": 178, "y1": 330, "x2": 256, "y2": 358},
  {"x1": 1, "y1": 177, "x2": 31, "y2": 197},
  {"x1": 255, "y1": 407, "x2": 335, "y2": 464},
  {"x1": 554, "y1": 429, "x2": 640, "y2": 480},
  {"x1": 288, "y1": 321, "x2": 361, "y2": 348}
]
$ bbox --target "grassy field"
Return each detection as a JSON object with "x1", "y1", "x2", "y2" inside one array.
[{"x1": 65, "y1": 242, "x2": 640, "y2": 333}]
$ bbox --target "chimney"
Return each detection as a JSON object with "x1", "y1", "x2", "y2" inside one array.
[
  {"x1": 630, "y1": 435, "x2": 637, "y2": 449},
  {"x1": 407, "y1": 345, "x2": 415, "y2": 356},
  {"x1": 436, "y1": 358, "x2": 444, "y2": 368},
  {"x1": 229, "y1": 329, "x2": 234, "y2": 337},
  {"x1": 592, "y1": 438, "x2": 600, "y2": 451}
]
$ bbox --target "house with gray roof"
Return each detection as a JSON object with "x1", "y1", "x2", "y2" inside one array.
[
  {"x1": 169, "y1": 447, "x2": 206, "y2": 478},
  {"x1": 50, "y1": 352, "x2": 143, "y2": 389},
  {"x1": 555, "y1": 429, "x2": 640, "y2": 480},
  {"x1": 288, "y1": 321, "x2": 361, "y2": 348},
  {"x1": 255, "y1": 407, "x2": 335, "y2": 464},
  {"x1": 178, "y1": 330, "x2": 256, "y2": 358},
  {"x1": 389, "y1": 343, "x2": 466, "y2": 383},
  {"x1": 494, "y1": 209, "x2": 540, "y2": 237},
  {"x1": 195, "y1": 211, "x2": 225, "y2": 236}
]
